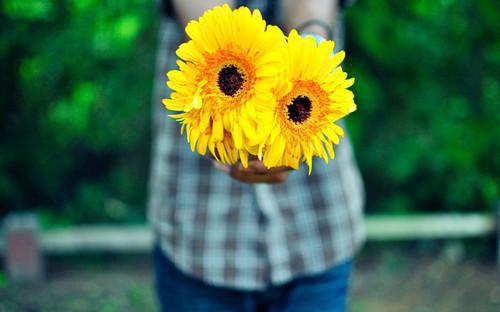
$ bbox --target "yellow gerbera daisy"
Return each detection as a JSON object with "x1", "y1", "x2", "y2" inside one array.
[
  {"x1": 163, "y1": 5, "x2": 285, "y2": 167},
  {"x1": 261, "y1": 30, "x2": 357, "y2": 173}
]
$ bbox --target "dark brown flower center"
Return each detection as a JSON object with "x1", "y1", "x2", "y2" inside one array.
[
  {"x1": 218, "y1": 65, "x2": 245, "y2": 96},
  {"x1": 287, "y1": 95, "x2": 312, "y2": 123}
]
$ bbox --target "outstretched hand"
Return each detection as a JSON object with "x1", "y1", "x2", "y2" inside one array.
[{"x1": 213, "y1": 160, "x2": 292, "y2": 184}]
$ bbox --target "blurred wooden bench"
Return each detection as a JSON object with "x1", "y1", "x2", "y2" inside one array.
[{"x1": 2, "y1": 207, "x2": 499, "y2": 282}]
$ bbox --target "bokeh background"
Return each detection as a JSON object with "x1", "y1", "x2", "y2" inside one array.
[{"x1": 1, "y1": 0, "x2": 499, "y2": 311}]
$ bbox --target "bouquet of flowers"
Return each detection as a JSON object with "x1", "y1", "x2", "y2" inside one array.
[{"x1": 163, "y1": 4, "x2": 356, "y2": 174}]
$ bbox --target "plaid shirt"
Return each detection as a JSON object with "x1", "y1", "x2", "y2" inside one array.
[{"x1": 148, "y1": 1, "x2": 365, "y2": 290}]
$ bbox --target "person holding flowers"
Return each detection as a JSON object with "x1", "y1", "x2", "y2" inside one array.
[{"x1": 148, "y1": 1, "x2": 364, "y2": 311}]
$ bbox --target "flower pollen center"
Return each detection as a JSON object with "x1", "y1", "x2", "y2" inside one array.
[
  {"x1": 287, "y1": 95, "x2": 312, "y2": 123},
  {"x1": 218, "y1": 65, "x2": 245, "y2": 96}
]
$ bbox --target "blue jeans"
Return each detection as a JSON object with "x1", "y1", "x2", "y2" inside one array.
[{"x1": 152, "y1": 246, "x2": 352, "y2": 312}]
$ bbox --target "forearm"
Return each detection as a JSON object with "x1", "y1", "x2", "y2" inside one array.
[
  {"x1": 172, "y1": 0, "x2": 235, "y2": 27},
  {"x1": 282, "y1": 0, "x2": 338, "y2": 38}
]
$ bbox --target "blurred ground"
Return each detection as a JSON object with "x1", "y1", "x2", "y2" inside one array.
[
  {"x1": 350, "y1": 244, "x2": 500, "y2": 312},
  {"x1": 1, "y1": 244, "x2": 499, "y2": 312}
]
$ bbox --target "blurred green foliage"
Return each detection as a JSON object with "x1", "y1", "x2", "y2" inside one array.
[
  {"x1": 0, "y1": 0, "x2": 498, "y2": 224},
  {"x1": 345, "y1": 0, "x2": 499, "y2": 213},
  {"x1": 1, "y1": 0, "x2": 157, "y2": 223}
]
